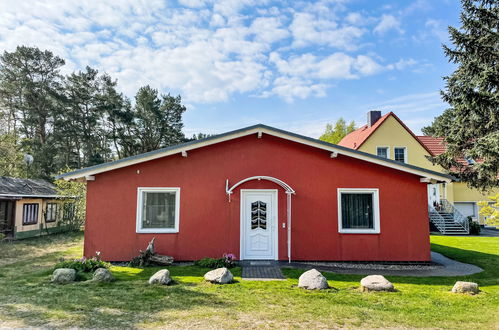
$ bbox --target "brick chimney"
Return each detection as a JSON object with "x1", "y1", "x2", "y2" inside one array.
[{"x1": 367, "y1": 110, "x2": 382, "y2": 127}]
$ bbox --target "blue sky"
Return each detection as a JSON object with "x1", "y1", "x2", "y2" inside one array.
[{"x1": 0, "y1": 0, "x2": 461, "y2": 137}]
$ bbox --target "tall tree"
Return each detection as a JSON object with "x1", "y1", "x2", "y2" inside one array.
[
  {"x1": 319, "y1": 118, "x2": 356, "y2": 144},
  {"x1": 0, "y1": 46, "x2": 64, "y2": 179},
  {"x1": 131, "y1": 86, "x2": 186, "y2": 153},
  {"x1": 422, "y1": 0, "x2": 498, "y2": 191},
  {"x1": 0, "y1": 133, "x2": 23, "y2": 177},
  {"x1": 55, "y1": 66, "x2": 121, "y2": 169}
]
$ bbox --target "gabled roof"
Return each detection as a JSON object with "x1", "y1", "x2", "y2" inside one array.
[
  {"x1": 416, "y1": 136, "x2": 446, "y2": 156},
  {"x1": 338, "y1": 112, "x2": 435, "y2": 156},
  {"x1": 57, "y1": 124, "x2": 454, "y2": 182},
  {"x1": 0, "y1": 177, "x2": 58, "y2": 198},
  {"x1": 338, "y1": 112, "x2": 391, "y2": 149},
  {"x1": 417, "y1": 136, "x2": 471, "y2": 168}
]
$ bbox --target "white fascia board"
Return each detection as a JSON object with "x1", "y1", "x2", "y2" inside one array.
[
  {"x1": 262, "y1": 129, "x2": 453, "y2": 183},
  {"x1": 61, "y1": 126, "x2": 452, "y2": 183},
  {"x1": 61, "y1": 128, "x2": 262, "y2": 180}
]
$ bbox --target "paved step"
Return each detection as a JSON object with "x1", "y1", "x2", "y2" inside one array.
[{"x1": 241, "y1": 260, "x2": 285, "y2": 281}]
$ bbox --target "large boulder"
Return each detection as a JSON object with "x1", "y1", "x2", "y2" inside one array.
[
  {"x1": 298, "y1": 269, "x2": 329, "y2": 290},
  {"x1": 204, "y1": 267, "x2": 233, "y2": 284},
  {"x1": 149, "y1": 269, "x2": 172, "y2": 285},
  {"x1": 451, "y1": 281, "x2": 479, "y2": 294},
  {"x1": 93, "y1": 268, "x2": 115, "y2": 282},
  {"x1": 360, "y1": 275, "x2": 394, "y2": 292},
  {"x1": 51, "y1": 268, "x2": 76, "y2": 284}
]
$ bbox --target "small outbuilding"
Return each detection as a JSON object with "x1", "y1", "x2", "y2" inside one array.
[
  {"x1": 59, "y1": 124, "x2": 453, "y2": 262},
  {"x1": 0, "y1": 177, "x2": 73, "y2": 239}
]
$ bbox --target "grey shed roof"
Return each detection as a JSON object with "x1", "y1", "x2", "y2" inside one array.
[{"x1": 0, "y1": 177, "x2": 58, "y2": 198}]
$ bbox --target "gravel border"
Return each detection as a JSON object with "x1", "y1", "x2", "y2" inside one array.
[{"x1": 280, "y1": 252, "x2": 483, "y2": 277}]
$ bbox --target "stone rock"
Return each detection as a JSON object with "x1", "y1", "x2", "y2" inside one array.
[
  {"x1": 298, "y1": 269, "x2": 329, "y2": 290},
  {"x1": 93, "y1": 268, "x2": 115, "y2": 282},
  {"x1": 204, "y1": 267, "x2": 233, "y2": 284},
  {"x1": 360, "y1": 275, "x2": 394, "y2": 292},
  {"x1": 51, "y1": 268, "x2": 76, "y2": 284},
  {"x1": 149, "y1": 269, "x2": 172, "y2": 285},
  {"x1": 451, "y1": 281, "x2": 479, "y2": 294}
]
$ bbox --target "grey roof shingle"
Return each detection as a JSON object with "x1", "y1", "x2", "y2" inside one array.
[{"x1": 0, "y1": 177, "x2": 58, "y2": 197}]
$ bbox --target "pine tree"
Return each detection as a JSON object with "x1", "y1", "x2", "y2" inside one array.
[
  {"x1": 423, "y1": 0, "x2": 498, "y2": 191},
  {"x1": 0, "y1": 46, "x2": 65, "y2": 179},
  {"x1": 131, "y1": 86, "x2": 186, "y2": 153}
]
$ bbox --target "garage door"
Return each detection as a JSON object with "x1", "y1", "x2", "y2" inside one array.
[{"x1": 455, "y1": 202, "x2": 476, "y2": 218}]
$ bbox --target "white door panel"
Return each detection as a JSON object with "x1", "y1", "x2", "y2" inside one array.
[{"x1": 240, "y1": 190, "x2": 277, "y2": 260}]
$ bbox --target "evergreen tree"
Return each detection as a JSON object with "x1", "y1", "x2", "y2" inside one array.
[
  {"x1": 55, "y1": 67, "x2": 120, "y2": 168},
  {"x1": 132, "y1": 86, "x2": 186, "y2": 153},
  {"x1": 423, "y1": 0, "x2": 498, "y2": 191},
  {"x1": 0, "y1": 46, "x2": 189, "y2": 177},
  {"x1": 0, "y1": 46, "x2": 65, "y2": 179},
  {"x1": 319, "y1": 118, "x2": 356, "y2": 144}
]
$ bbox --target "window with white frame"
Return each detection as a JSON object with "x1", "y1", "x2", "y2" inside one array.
[
  {"x1": 136, "y1": 188, "x2": 180, "y2": 233},
  {"x1": 394, "y1": 147, "x2": 407, "y2": 163},
  {"x1": 376, "y1": 147, "x2": 389, "y2": 159},
  {"x1": 338, "y1": 188, "x2": 380, "y2": 234}
]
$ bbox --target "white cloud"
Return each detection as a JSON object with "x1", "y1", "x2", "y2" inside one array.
[
  {"x1": 373, "y1": 14, "x2": 403, "y2": 35},
  {"x1": 178, "y1": 0, "x2": 207, "y2": 8},
  {"x1": 250, "y1": 16, "x2": 289, "y2": 44},
  {"x1": 425, "y1": 19, "x2": 448, "y2": 42},
  {"x1": 0, "y1": 0, "x2": 416, "y2": 104},
  {"x1": 290, "y1": 12, "x2": 365, "y2": 50},
  {"x1": 262, "y1": 76, "x2": 327, "y2": 103},
  {"x1": 353, "y1": 55, "x2": 383, "y2": 75}
]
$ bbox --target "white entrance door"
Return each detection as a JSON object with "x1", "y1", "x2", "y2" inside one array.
[
  {"x1": 427, "y1": 184, "x2": 440, "y2": 207},
  {"x1": 240, "y1": 190, "x2": 278, "y2": 260}
]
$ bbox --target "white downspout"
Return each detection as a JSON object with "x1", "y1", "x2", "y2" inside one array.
[{"x1": 286, "y1": 191, "x2": 292, "y2": 263}]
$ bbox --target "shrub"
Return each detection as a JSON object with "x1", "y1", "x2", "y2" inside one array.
[
  {"x1": 468, "y1": 217, "x2": 481, "y2": 235},
  {"x1": 0, "y1": 233, "x2": 5, "y2": 241},
  {"x1": 195, "y1": 253, "x2": 236, "y2": 269},
  {"x1": 55, "y1": 252, "x2": 109, "y2": 273}
]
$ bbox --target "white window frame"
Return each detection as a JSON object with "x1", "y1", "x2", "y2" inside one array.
[
  {"x1": 136, "y1": 187, "x2": 180, "y2": 233},
  {"x1": 394, "y1": 146, "x2": 408, "y2": 163},
  {"x1": 376, "y1": 146, "x2": 390, "y2": 159},
  {"x1": 337, "y1": 188, "x2": 380, "y2": 234}
]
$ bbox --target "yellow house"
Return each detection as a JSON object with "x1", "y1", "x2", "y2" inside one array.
[
  {"x1": 339, "y1": 111, "x2": 497, "y2": 228},
  {"x1": 0, "y1": 177, "x2": 74, "y2": 239}
]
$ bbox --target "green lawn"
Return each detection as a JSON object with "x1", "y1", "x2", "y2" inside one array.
[{"x1": 0, "y1": 233, "x2": 498, "y2": 329}]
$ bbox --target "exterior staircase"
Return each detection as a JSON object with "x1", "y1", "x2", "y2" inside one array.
[{"x1": 429, "y1": 199, "x2": 469, "y2": 235}]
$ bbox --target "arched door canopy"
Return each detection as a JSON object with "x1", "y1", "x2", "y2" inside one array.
[
  {"x1": 226, "y1": 176, "x2": 295, "y2": 198},
  {"x1": 225, "y1": 175, "x2": 295, "y2": 263}
]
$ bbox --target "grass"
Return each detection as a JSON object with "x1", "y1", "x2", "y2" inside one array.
[{"x1": 0, "y1": 233, "x2": 497, "y2": 328}]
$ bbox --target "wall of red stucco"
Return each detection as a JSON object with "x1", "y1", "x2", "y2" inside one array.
[{"x1": 84, "y1": 134, "x2": 430, "y2": 262}]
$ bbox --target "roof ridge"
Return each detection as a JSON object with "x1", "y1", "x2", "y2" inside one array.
[{"x1": 57, "y1": 124, "x2": 455, "y2": 182}]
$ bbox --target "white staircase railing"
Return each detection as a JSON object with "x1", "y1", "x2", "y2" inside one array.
[
  {"x1": 428, "y1": 204, "x2": 447, "y2": 235},
  {"x1": 440, "y1": 199, "x2": 469, "y2": 234}
]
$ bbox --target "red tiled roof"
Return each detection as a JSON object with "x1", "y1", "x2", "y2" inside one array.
[
  {"x1": 338, "y1": 112, "x2": 435, "y2": 156},
  {"x1": 338, "y1": 112, "x2": 392, "y2": 149},
  {"x1": 417, "y1": 135, "x2": 471, "y2": 168},
  {"x1": 416, "y1": 136, "x2": 446, "y2": 156}
]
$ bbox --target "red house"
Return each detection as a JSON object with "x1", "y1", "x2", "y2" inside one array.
[{"x1": 58, "y1": 124, "x2": 453, "y2": 262}]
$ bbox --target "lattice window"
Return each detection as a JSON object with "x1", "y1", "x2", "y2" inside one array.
[{"x1": 251, "y1": 201, "x2": 267, "y2": 230}]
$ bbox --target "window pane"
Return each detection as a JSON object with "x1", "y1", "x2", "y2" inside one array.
[
  {"x1": 394, "y1": 148, "x2": 405, "y2": 162},
  {"x1": 46, "y1": 203, "x2": 57, "y2": 222},
  {"x1": 23, "y1": 204, "x2": 39, "y2": 224},
  {"x1": 142, "y1": 192, "x2": 176, "y2": 229},
  {"x1": 377, "y1": 147, "x2": 388, "y2": 158},
  {"x1": 251, "y1": 201, "x2": 267, "y2": 230},
  {"x1": 341, "y1": 193, "x2": 373, "y2": 229}
]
